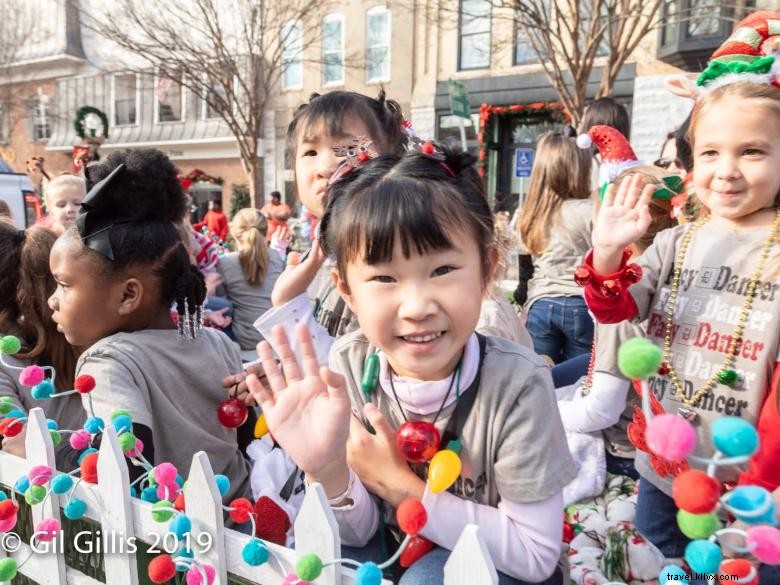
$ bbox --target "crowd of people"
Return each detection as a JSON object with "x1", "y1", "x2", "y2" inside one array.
[{"x1": 1, "y1": 11, "x2": 779, "y2": 585}]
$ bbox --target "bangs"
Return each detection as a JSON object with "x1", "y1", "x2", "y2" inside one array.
[
  {"x1": 295, "y1": 93, "x2": 381, "y2": 145},
  {"x1": 334, "y1": 177, "x2": 469, "y2": 271}
]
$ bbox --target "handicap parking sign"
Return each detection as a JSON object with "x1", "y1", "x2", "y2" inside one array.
[{"x1": 515, "y1": 148, "x2": 534, "y2": 177}]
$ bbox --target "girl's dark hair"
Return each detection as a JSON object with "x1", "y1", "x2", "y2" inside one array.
[
  {"x1": 319, "y1": 147, "x2": 494, "y2": 287},
  {"x1": 287, "y1": 89, "x2": 407, "y2": 160},
  {"x1": 0, "y1": 221, "x2": 78, "y2": 390},
  {"x1": 578, "y1": 97, "x2": 631, "y2": 139},
  {"x1": 674, "y1": 113, "x2": 693, "y2": 172},
  {"x1": 75, "y1": 149, "x2": 205, "y2": 331}
]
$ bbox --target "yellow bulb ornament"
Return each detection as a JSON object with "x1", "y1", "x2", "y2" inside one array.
[
  {"x1": 427, "y1": 440, "x2": 462, "y2": 494},
  {"x1": 254, "y1": 413, "x2": 269, "y2": 439}
]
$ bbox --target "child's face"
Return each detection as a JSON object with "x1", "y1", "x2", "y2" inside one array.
[
  {"x1": 692, "y1": 96, "x2": 780, "y2": 225},
  {"x1": 47, "y1": 185, "x2": 83, "y2": 235},
  {"x1": 337, "y1": 226, "x2": 486, "y2": 381},
  {"x1": 48, "y1": 235, "x2": 126, "y2": 347},
  {"x1": 294, "y1": 114, "x2": 373, "y2": 218}
]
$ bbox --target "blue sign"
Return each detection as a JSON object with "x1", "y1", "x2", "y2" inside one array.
[{"x1": 515, "y1": 148, "x2": 534, "y2": 177}]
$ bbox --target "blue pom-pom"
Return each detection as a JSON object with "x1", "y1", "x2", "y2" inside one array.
[
  {"x1": 84, "y1": 417, "x2": 105, "y2": 434},
  {"x1": 214, "y1": 475, "x2": 230, "y2": 496},
  {"x1": 51, "y1": 474, "x2": 74, "y2": 494},
  {"x1": 46, "y1": 418, "x2": 58, "y2": 430},
  {"x1": 242, "y1": 539, "x2": 269, "y2": 566},
  {"x1": 175, "y1": 545, "x2": 194, "y2": 570},
  {"x1": 15, "y1": 476, "x2": 30, "y2": 493},
  {"x1": 64, "y1": 499, "x2": 87, "y2": 520},
  {"x1": 175, "y1": 474, "x2": 184, "y2": 487},
  {"x1": 712, "y1": 417, "x2": 758, "y2": 458},
  {"x1": 0, "y1": 491, "x2": 6, "y2": 501},
  {"x1": 355, "y1": 562, "x2": 382, "y2": 585},
  {"x1": 659, "y1": 565, "x2": 688, "y2": 584},
  {"x1": 684, "y1": 540, "x2": 722, "y2": 575},
  {"x1": 32, "y1": 381, "x2": 55, "y2": 400},
  {"x1": 169, "y1": 514, "x2": 192, "y2": 539},
  {"x1": 129, "y1": 486, "x2": 137, "y2": 498},
  {"x1": 6, "y1": 409, "x2": 25, "y2": 420},
  {"x1": 141, "y1": 486, "x2": 159, "y2": 503},
  {"x1": 77, "y1": 448, "x2": 98, "y2": 464},
  {"x1": 112, "y1": 414, "x2": 133, "y2": 434}
]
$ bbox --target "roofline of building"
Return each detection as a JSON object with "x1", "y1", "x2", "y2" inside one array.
[{"x1": 45, "y1": 135, "x2": 240, "y2": 152}]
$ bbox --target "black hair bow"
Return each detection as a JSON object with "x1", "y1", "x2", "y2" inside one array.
[{"x1": 76, "y1": 163, "x2": 126, "y2": 261}]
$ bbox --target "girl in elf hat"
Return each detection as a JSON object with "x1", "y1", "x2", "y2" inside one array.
[
  {"x1": 581, "y1": 27, "x2": 780, "y2": 578},
  {"x1": 247, "y1": 146, "x2": 575, "y2": 585}
]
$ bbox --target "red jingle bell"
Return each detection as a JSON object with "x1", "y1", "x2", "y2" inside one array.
[
  {"x1": 658, "y1": 362, "x2": 670, "y2": 376},
  {"x1": 396, "y1": 421, "x2": 440, "y2": 463},
  {"x1": 217, "y1": 398, "x2": 248, "y2": 428},
  {"x1": 624, "y1": 263, "x2": 643, "y2": 284},
  {"x1": 573, "y1": 266, "x2": 591, "y2": 287},
  {"x1": 600, "y1": 279, "x2": 622, "y2": 298}
]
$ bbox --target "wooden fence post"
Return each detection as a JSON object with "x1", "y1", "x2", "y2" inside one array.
[
  {"x1": 293, "y1": 483, "x2": 341, "y2": 585},
  {"x1": 443, "y1": 525, "x2": 498, "y2": 585}
]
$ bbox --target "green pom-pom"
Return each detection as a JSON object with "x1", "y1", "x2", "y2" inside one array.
[
  {"x1": 617, "y1": 337, "x2": 663, "y2": 379},
  {"x1": 0, "y1": 335, "x2": 21, "y2": 355},
  {"x1": 296, "y1": 553, "x2": 323, "y2": 581},
  {"x1": 0, "y1": 557, "x2": 18, "y2": 580},
  {"x1": 111, "y1": 409, "x2": 131, "y2": 421},
  {"x1": 151, "y1": 500, "x2": 176, "y2": 522},
  {"x1": 117, "y1": 432, "x2": 136, "y2": 452},
  {"x1": 0, "y1": 396, "x2": 14, "y2": 414},
  {"x1": 677, "y1": 510, "x2": 720, "y2": 539},
  {"x1": 49, "y1": 429, "x2": 62, "y2": 447},
  {"x1": 25, "y1": 484, "x2": 47, "y2": 505},
  {"x1": 147, "y1": 469, "x2": 157, "y2": 486}
]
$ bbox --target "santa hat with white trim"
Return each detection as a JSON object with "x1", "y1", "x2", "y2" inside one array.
[{"x1": 576, "y1": 125, "x2": 641, "y2": 197}]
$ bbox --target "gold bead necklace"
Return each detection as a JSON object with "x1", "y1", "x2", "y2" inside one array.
[{"x1": 662, "y1": 209, "x2": 780, "y2": 417}]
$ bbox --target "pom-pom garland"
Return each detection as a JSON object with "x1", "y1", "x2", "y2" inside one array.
[
  {"x1": 64, "y1": 499, "x2": 87, "y2": 520},
  {"x1": 646, "y1": 414, "x2": 697, "y2": 462},
  {"x1": 672, "y1": 470, "x2": 720, "y2": 514},
  {"x1": 228, "y1": 498, "x2": 254, "y2": 523},
  {"x1": 0, "y1": 335, "x2": 21, "y2": 355},
  {"x1": 185, "y1": 563, "x2": 216, "y2": 585},
  {"x1": 148, "y1": 554, "x2": 177, "y2": 584},
  {"x1": 617, "y1": 338, "x2": 663, "y2": 380},
  {"x1": 34, "y1": 518, "x2": 61, "y2": 542},
  {"x1": 19, "y1": 365, "x2": 45, "y2": 387},
  {"x1": 242, "y1": 539, "x2": 270, "y2": 566},
  {"x1": 74, "y1": 374, "x2": 96, "y2": 393},
  {"x1": 295, "y1": 553, "x2": 324, "y2": 581},
  {"x1": 0, "y1": 558, "x2": 18, "y2": 581},
  {"x1": 80, "y1": 452, "x2": 99, "y2": 484},
  {"x1": 397, "y1": 498, "x2": 427, "y2": 536}
]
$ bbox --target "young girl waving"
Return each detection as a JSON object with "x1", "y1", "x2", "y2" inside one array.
[
  {"x1": 582, "y1": 77, "x2": 780, "y2": 575},
  {"x1": 48, "y1": 149, "x2": 253, "y2": 500},
  {"x1": 248, "y1": 148, "x2": 574, "y2": 584}
]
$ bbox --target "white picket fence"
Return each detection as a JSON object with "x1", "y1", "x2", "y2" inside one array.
[{"x1": 0, "y1": 408, "x2": 499, "y2": 585}]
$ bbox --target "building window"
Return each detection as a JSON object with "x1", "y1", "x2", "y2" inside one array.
[
  {"x1": 0, "y1": 102, "x2": 9, "y2": 144},
  {"x1": 113, "y1": 73, "x2": 138, "y2": 126},
  {"x1": 282, "y1": 20, "x2": 303, "y2": 90},
  {"x1": 686, "y1": 0, "x2": 721, "y2": 38},
  {"x1": 323, "y1": 13, "x2": 344, "y2": 86},
  {"x1": 579, "y1": 0, "x2": 610, "y2": 57},
  {"x1": 459, "y1": 0, "x2": 491, "y2": 70},
  {"x1": 203, "y1": 79, "x2": 227, "y2": 119},
  {"x1": 366, "y1": 6, "x2": 390, "y2": 82},
  {"x1": 660, "y1": 0, "x2": 680, "y2": 47},
  {"x1": 27, "y1": 90, "x2": 51, "y2": 141},
  {"x1": 156, "y1": 69, "x2": 184, "y2": 123}
]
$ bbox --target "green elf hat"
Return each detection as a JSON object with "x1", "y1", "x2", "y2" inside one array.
[{"x1": 697, "y1": 11, "x2": 780, "y2": 90}]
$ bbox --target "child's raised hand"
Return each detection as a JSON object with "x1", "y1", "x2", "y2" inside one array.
[
  {"x1": 246, "y1": 323, "x2": 351, "y2": 496},
  {"x1": 592, "y1": 174, "x2": 654, "y2": 273}
]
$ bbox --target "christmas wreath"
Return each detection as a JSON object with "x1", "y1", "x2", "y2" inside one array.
[{"x1": 73, "y1": 106, "x2": 109, "y2": 140}]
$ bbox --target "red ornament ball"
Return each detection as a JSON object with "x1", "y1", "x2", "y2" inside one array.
[
  {"x1": 148, "y1": 554, "x2": 177, "y2": 584},
  {"x1": 400, "y1": 535, "x2": 434, "y2": 568},
  {"x1": 217, "y1": 398, "x2": 248, "y2": 428},
  {"x1": 673, "y1": 470, "x2": 720, "y2": 514},
  {"x1": 397, "y1": 498, "x2": 427, "y2": 536},
  {"x1": 229, "y1": 498, "x2": 254, "y2": 523},
  {"x1": 80, "y1": 452, "x2": 99, "y2": 484},
  {"x1": 600, "y1": 279, "x2": 622, "y2": 298},
  {"x1": 74, "y1": 375, "x2": 96, "y2": 394},
  {"x1": 396, "y1": 421, "x2": 440, "y2": 463},
  {"x1": 573, "y1": 266, "x2": 591, "y2": 286}
]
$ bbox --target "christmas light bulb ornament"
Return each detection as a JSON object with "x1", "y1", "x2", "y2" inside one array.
[
  {"x1": 217, "y1": 397, "x2": 248, "y2": 428},
  {"x1": 396, "y1": 421, "x2": 440, "y2": 463},
  {"x1": 428, "y1": 440, "x2": 462, "y2": 493}
]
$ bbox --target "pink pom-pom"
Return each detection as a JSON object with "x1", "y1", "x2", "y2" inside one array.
[
  {"x1": 282, "y1": 574, "x2": 310, "y2": 585},
  {"x1": 576, "y1": 133, "x2": 593, "y2": 149},
  {"x1": 154, "y1": 462, "x2": 178, "y2": 486},
  {"x1": 126, "y1": 438, "x2": 144, "y2": 458},
  {"x1": 69, "y1": 429, "x2": 92, "y2": 451},
  {"x1": 185, "y1": 564, "x2": 216, "y2": 585},
  {"x1": 746, "y1": 525, "x2": 780, "y2": 564},
  {"x1": 157, "y1": 483, "x2": 179, "y2": 502},
  {"x1": 34, "y1": 518, "x2": 61, "y2": 542},
  {"x1": 28, "y1": 465, "x2": 53, "y2": 486},
  {"x1": 0, "y1": 515, "x2": 18, "y2": 532},
  {"x1": 19, "y1": 365, "x2": 45, "y2": 387},
  {"x1": 646, "y1": 414, "x2": 696, "y2": 462}
]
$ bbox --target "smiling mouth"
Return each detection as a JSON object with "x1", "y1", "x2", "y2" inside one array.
[{"x1": 400, "y1": 332, "x2": 443, "y2": 343}]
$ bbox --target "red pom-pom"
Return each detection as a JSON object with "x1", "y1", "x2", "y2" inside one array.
[
  {"x1": 421, "y1": 142, "x2": 435, "y2": 155},
  {"x1": 80, "y1": 452, "x2": 99, "y2": 484},
  {"x1": 573, "y1": 266, "x2": 591, "y2": 287},
  {"x1": 719, "y1": 559, "x2": 757, "y2": 585},
  {"x1": 400, "y1": 535, "x2": 434, "y2": 567},
  {"x1": 396, "y1": 498, "x2": 427, "y2": 536},
  {"x1": 254, "y1": 496, "x2": 292, "y2": 545},
  {"x1": 0, "y1": 417, "x2": 24, "y2": 437},
  {"x1": 74, "y1": 375, "x2": 96, "y2": 394},
  {"x1": 148, "y1": 554, "x2": 177, "y2": 584},
  {"x1": 673, "y1": 470, "x2": 720, "y2": 514},
  {"x1": 0, "y1": 500, "x2": 18, "y2": 520},
  {"x1": 229, "y1": 498, "x2": 254, "y2": 523},
  {"x1": 174, "y1": 492, "x2": 186, "y2": 512}
]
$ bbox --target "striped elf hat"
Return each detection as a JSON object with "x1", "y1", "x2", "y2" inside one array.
[{"x1": 697, "y1": 11, "x2": 780, "y2": 90}]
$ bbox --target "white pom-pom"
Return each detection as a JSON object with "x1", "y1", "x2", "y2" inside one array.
[{"x1": 576, "y1": 133, "x2": 592, "y2": 149}]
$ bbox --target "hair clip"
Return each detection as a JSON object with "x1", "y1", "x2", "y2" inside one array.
[{"x1": 328, "y1": 136, "x2": 378, "y2": 186}]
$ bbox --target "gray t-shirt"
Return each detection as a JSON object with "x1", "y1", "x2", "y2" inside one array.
[
  {"x1": 623, "y1": 222, "x2": 780, "y2": 494},
  {"x1": 308, "y1": 258, "x2": 359, "y2": 338},
  {"x1": 523, "y1": 199, "x2": 593, "y2": 310},
  {"x1": 477, "y1": 295, "x2": 533, "y2": 349},
  {"x1": 76, "y1": 328, "x2": 252, "y2": 501},
  {"x1": 216, "y1": 250, "x2": 284, "y2": 351},
  {"x1": 330, "y1": 331, "x2": 576, "y2": 505}
]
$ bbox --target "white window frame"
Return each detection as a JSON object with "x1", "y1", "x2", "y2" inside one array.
[
  {"x1": 111, "y1": 72, "x2": 140, "y2": 127},
  {"x1": 322, "y1": 13, "x2": 345, "y2": 87},
  {"x1": 28, "y1": 90, "x2": 51, "y2": 142},
  {"x1": 365, "y1": 5, "x2": 391, "y2": 83},
  {"x1": 458, "y1": 0, "x2": 492, "y2": 71},
  {"x1": 201, "y1": 76, "x2": 228, "y2": 120},
  {"x1": 154, "y1": 68, "x2": 186, "y2": 124},
  {"x1": 281, "y1": 20, "x2": 304, "y2": 91}
]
